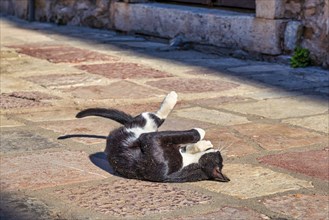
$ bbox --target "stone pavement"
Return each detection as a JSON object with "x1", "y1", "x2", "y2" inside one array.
[{"x1": 0, "y1": 15, "x2": 328, "y2": 220}]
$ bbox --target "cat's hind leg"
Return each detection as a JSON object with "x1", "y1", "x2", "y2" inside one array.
[{"x1": 155, "y1": 91, "x2": 177, "y2": 119}]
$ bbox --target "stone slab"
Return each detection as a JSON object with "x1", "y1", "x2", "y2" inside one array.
[
  {"x1": 160, "y1": 116, "x2": 214, "y2": 131},
  {"x1": 204, "y1": 128, "x2": 258, "y2": 158},
  {"x1": 0, "y1": 150, "x2": 110, "y2": 191},
  {"x1": 188, "y1": 96, "x2": 254, "y2": 108},
  {"x1": 41, "y1": 118, "x2": 118, "y2": 144},
  {"x1": 23, "y1": 73, "x2": 107, "y2": 88},
  {"x1": 191, "y1": 164, "x2": 313, "y2": 199},
  {"x1": 284, "y1": 114, "x2": 329, "y2": 133},
  {"x1": 52, "y1": 179, "x2": 211, "y2": 217},
  {"x1": 147, "y1": 78, "x2": 239, "y2": 93},
  {"x1": 258, "y1": 148, "x2": 329, "y2": 181},
  {"x1": 263, "y1": 194, "x2": 329, "y2": 219},
  {"x1": 174, "y1": 107, "x2": 249, "y2": 126},
  {"x1": 220, "y1": 97, "x2": 328, "y2": 119},
  {"x1": 0, "y1": 130, "x2": 62, "y2": 153},
  {"x1": 174, "y1": 206, "x2": 269, "y2": 220},
  {"x1": 11, "y1": 44, "x2": 119, "y2": 63},
  {"x1": 0, "y1": 91, "x2": 58, "y2": 109},
  {"x1": 232, "y1": 123, "x2": 327, "y2": 150},
  {"x1": 248, "y1": 72, "x2": 326, "y2": 90},
  {"x1": 76, "y1": 63, "x2": 172, "y2": 79},
  {"x1": 64, "y1": 81, "x2": 164, "y2": 100},
  {"x1": 16, "y1": 109, "x2": 78, "y2": 122},
  {"x1": 228, "y1": 64, "x2": 291, "y2": 74},
  {"x1": 0, "y1": 115, "x2": 24, "y2": 127},
  {"x1": 0, "y1": 192, "x2": 63, "y2": 220}
]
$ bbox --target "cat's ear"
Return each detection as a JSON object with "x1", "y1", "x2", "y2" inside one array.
[{"x1": 212, "y1": 166, "x2": 230, "y2": 182}]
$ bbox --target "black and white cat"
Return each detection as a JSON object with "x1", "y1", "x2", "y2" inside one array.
[{"x1": 60, "y1": 91, "x2": 230, "y2": 183}]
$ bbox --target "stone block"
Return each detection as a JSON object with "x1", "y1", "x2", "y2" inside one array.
[
  {"x1": 220, "y1": 97, "x2": 328, "y2": 119},
  {"x1": 52, "y1": 179, "x2": 211, "y2": 217},
  {"x1": 256, "y1": 0, "x2": 285, "y2": 19},
  {"x1": 284, "y1": 21, "x2": 303, "y2": 51},
  {"x1": 147, "y1": 78, "x2": 239, "y2": 93},
  {"x1": 0, "y1": 150, "x2": 110, "y2": 191},
  {"x1": 284, "y1": 114, "x2": 329, "y2": 133},
  {"x1": 258, "y1": 148, "x2": 329, "y2": 181},
  {"x1": 173, "y1": 206, "x2": 268, "y2": 220},
  {"x1": 263, "y1": 194, "x2": 329, "y2": 219},
  {"x1": 191, "y1": 164, "x2": 312, "y2": 199},
  {"x1": 76, "y1": 63, "x2": 172, "y2": 79},
  {"x1": 64, "y1": 81, "x2": 164, "y2": 100},
  {"x1": 232, "y1": 123, "x2": 327, "y2": 150},
  {"x1": 112, "y1": 3, "x2": 284, "y2": 55},
  {"x1": 174, "y1": 107, "x2": 249, "y2": 126}
]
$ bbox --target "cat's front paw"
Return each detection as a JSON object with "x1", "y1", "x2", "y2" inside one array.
[
  {"x1": 196, "y1": 140, "x2": 213, "y2": 151},
  {"x1": 193, "y1": 128, "x2": 205, "y2": 140}
]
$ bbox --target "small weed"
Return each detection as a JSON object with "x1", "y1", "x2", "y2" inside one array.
[{"x1": 290, "y1": 47, "x2": 311, "y2": 68}]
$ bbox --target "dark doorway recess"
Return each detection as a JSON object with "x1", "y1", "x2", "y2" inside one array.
[{"x1": 161, "y1": 0, "x2": 256, "y2": 10}]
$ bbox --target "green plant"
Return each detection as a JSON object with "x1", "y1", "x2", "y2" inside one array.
[{"x1": 290, "y1": 47, "x2": 311, "y2": 68}]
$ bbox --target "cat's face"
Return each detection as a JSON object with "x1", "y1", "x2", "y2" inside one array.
[{"x1": 199, "y1": 151, "x2": 230, "y2": 182}]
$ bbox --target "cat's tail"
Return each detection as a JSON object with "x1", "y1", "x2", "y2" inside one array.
[
  {"x1": 58, "y1": 134, "x2": 107, "y2": 140},
  {"x1": 76, "y1": 108, "x2": 134, "y2": 125}
]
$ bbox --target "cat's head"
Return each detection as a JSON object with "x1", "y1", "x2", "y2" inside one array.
[{"x1": 199, "y1": 151, "x2": 230, "y2": 182}]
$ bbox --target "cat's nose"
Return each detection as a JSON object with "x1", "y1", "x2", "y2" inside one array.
[{"x1": 215, "y1": 172, "x2": 230, "y2": 182}]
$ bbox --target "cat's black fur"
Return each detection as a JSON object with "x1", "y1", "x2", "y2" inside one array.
[{"x1": 59, "y1": 92, "x2": 230, "y2": 183}]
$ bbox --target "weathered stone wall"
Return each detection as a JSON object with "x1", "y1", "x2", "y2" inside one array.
[
  {"x1": 35, "y1": 0, "x2": 111, "y2": 28},
  {"x1": 284, "y1": 0, "x2": 329, "y2": 66},
  {"x1": 0, "y1": 0, "x2": 28, "y2": 19}
]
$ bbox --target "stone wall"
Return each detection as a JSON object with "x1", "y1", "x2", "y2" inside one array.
[
  {"x1": 33, "y1": 0, "x2": 111, "y2": 28},
  {"x1": 284, "y1": 0, "x2": 329, "y2": 67},
  {"x1": 0, "y1": 0, "x2": 328, "y2": 67}
]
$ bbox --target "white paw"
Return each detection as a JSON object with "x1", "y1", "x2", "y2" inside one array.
[
  {"x1": 165, "y1": 91, "x2": 178, "y2": 106},
  {"x1": 194, "y1": 128, "x2": 205, "y2": 140},
  {"x1": 196, "y1": 140, "x2": 213, "y2": 151}
]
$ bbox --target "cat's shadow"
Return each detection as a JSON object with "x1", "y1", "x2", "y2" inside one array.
[{"x1": 89, "y1": 152, "x2": 116, "y2": 175}]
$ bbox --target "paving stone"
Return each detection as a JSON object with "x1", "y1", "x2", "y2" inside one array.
[
  {"x1": 220, "y1": 97, "x2": 328, "y2": 119},
  {"x1": 174, "y1": 107, "x2": 249, "y2": 126},
  {"x1": 0, "y1": 150, "x2": 110, "y2": 191},
  {"x1": 191, "y1": 164, "x2": 313, "y2": 199},
  {"x1": 11, "y1": 44, "x2": 119, "y2": 63},
  {"x1": 228, "y1": 64, "x2": 292, "y2": 74},
  {"x1": 263, "y1": 194, "x2": 329, "y2": 219},
  {"x1": 147, "y1": 78, "x2": 239, "y2": 93},
  {"x1": 188, "y1": 96, "x2": 254, "y2": 107},
  {"x1": 174, "y1": 206, "x2": 269, "y2": 220},
  {"x1": 23, "y1": 73, "x2": 106, "y2": 88},
  {"x1": 248, "y1": 72, "x2": 324, "y2": 90},
  {"x1": 0, "y1": 130, "x2": 62, "y2": 153},
  {"x1": 0, "y1": 115, "x2": 24, "y2": 127},
  {"x1": 0, "y1": 192, "x2": 63, "y2": 220},
  {"x1": 204, "y1": 127, "x2": 258, "y2": 158},
  {"x1": 41, "y1": 118, "x2": 118, "y2": 144},
  {"x1": 284, "y1": 114, "x2": 329, "y2": 133},
  {"x1": 52, "y1": 179, "x2": 211, "y2": 217},
  {"x1": 258, "y1": 148, "x2": 329, "y2": 181},
  {"x1": 76, "y1": 63, "x2": 172, "y2": 79},
  {"x1": 182, "y1": 57, "x2": 248, "y2": 68},
  {"x1": 0, "y1": 92, "x2": 59, "y2": 109},
  {"x1": 16, "y1": 109, "x2": 79, "y2": 122},
  {"x1": 232, "y1": 123, "x2": 327, "y2": 150},
  {"x1": 160, "y1": 116, "x2": 214, "y2": 131},
  {"x1": 65, "y1": 80, "x2": 164, "y2": 100}
]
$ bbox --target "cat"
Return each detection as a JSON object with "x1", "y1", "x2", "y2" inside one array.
[{"x1": 59, "y1": 91, "x2": 230, "y2": 183}]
